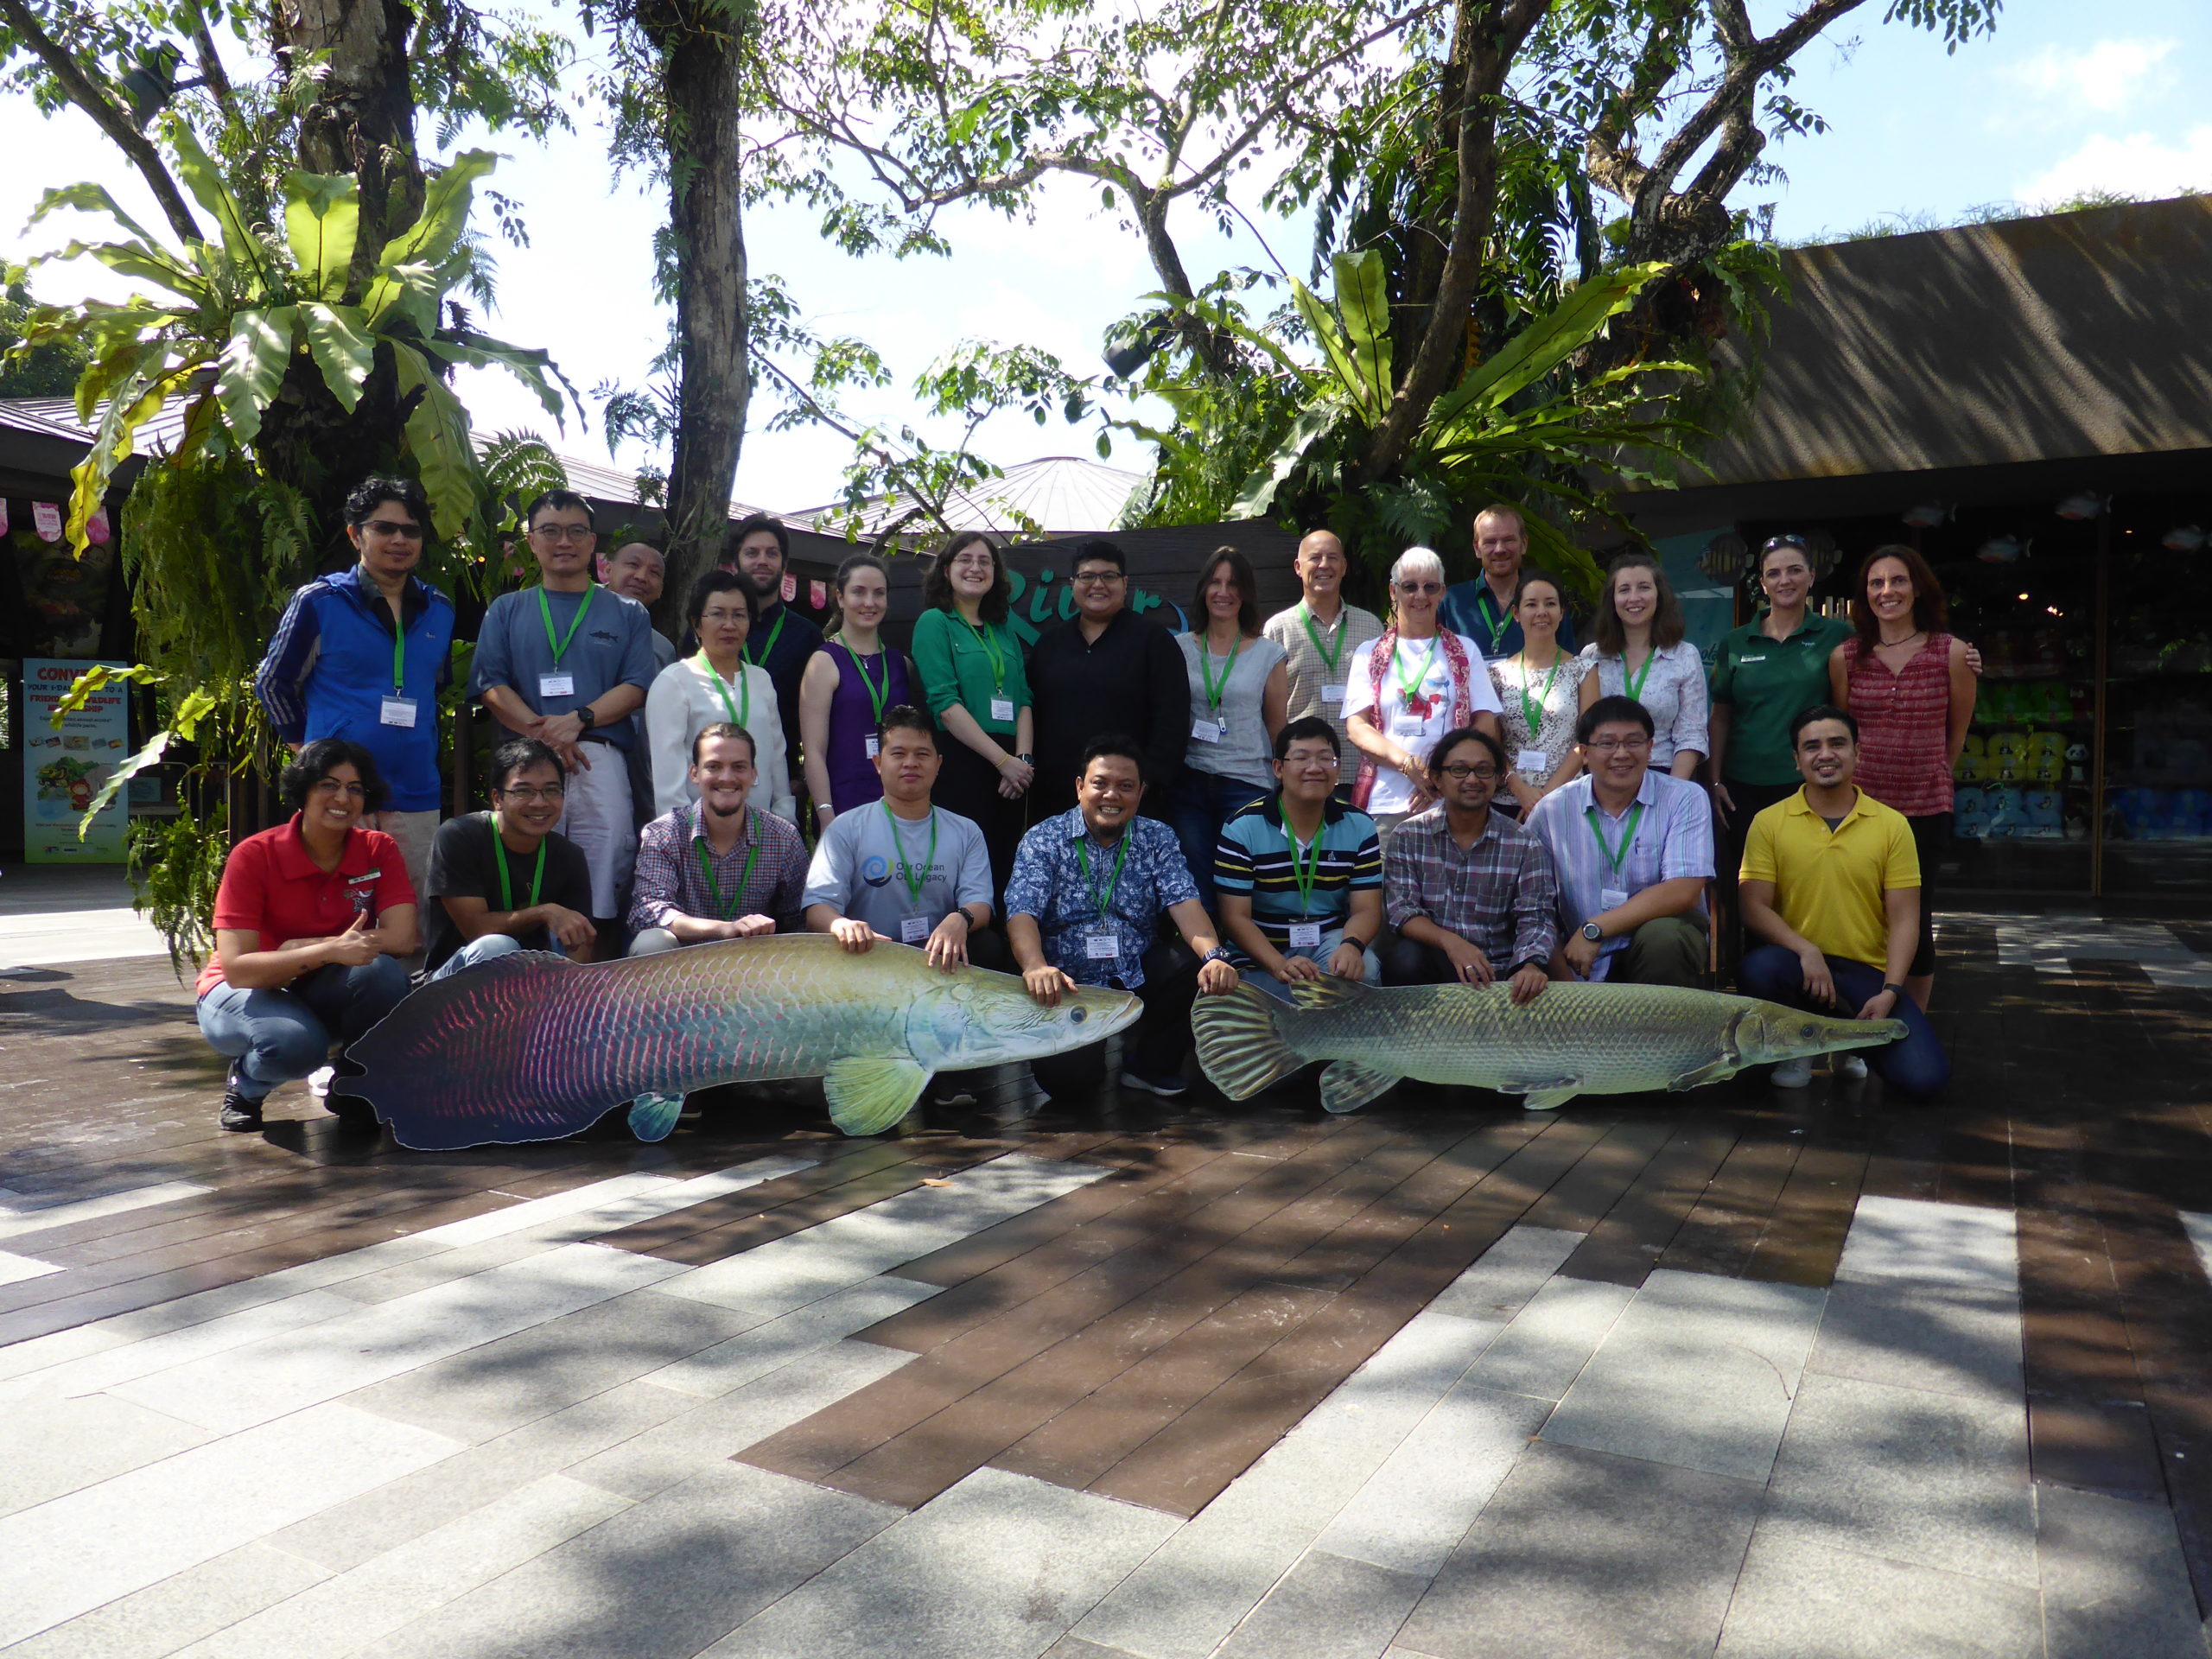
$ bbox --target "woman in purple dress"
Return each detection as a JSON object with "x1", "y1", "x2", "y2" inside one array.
[{"x1": 800, "y1": 553, "x2": 917, "y2": 831}]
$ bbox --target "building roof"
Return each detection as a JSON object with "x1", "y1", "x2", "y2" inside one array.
[
  {"x1": 788, "y1": 454, "x2": 1148, "y2": 540},
  {"x1": 1650, "y1": 194, "x2": 2212, "y2": 498}
]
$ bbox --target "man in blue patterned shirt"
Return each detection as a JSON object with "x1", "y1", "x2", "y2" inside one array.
[{"x1": 1005, "y1": 735, "x2": 1238, "y2": 1096}]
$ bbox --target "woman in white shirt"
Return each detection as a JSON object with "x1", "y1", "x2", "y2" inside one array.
[
  {"x1": 1578, "y1": 551, "x2": 1708, "y2": 777},
  {"x1": 645, "y1": 569, "x2": 796, "y2": 822},
  {"x1": 1344, "y1": 546, "x2": 1504, "y2": 843}
]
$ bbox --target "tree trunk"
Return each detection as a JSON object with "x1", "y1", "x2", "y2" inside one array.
[{"x1": 647, "y1": 3, "x2": 751, "y2": 631}]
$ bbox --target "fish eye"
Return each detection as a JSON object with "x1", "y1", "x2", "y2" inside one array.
[
  {"x1": 1070, "y1": 1007, "x2": 1087, "y2": 1024},
  {"x1": 1799, "y1": 1024, "x2": 1816, "y2": 1039}
]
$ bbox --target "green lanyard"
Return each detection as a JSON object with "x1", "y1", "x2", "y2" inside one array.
[
  {"x1": 1199, "y1": 636, "x2": 1243, "y2": 714},
  {"x1": 491, "y1": 816, "x2": 544, "y2": 912},
  {"x1": 1391, "y1": 637, "x2": 1440, "y2": 703},
  {"x1": 1478, "y1": 588, "x2": 1512, "y2": 655},
  {"x1": 696, "y1": 653, "x2": 750, "y2": 730},
  {"x1": 1075, "y1": 832, "x2": 1129, "y2": 919},
  {"x1": 1286, "y1": 818, "x2": 1325, "y2": 913},
  {"x1": 537, "y1": 584, "x2": 596, "y2": 667},
  {"x1": 389, "y1": 607, "x2": 406, "y2": 695},
  {"x1": 746, "y1": 607, "x2": 786, "y2": 669},
  {"x1": 849, "y1": 645, "x2": 892, "y2": 727},
  {"x1": 1299, "y1": 604, "x2": 1344, "y2": 673},
  {"x1": 694, "y1": 812, "x2": 760, "y2": 918},
  {"x1": 882, "y1": 800, "x2": 938, "y2": 904},
  {"x1": 1624, "y1": 647, "x2": 1656, "y2": 702},
  {"x1": 1586, "y1": 801, "x2": 1645, "y2": 876},
  {"x1": 1518, "y1": 654, "x2": 1560, "y2": 735},
  {"x1": 964, "y1": 617, "x2": 1007, "y2": 693}
]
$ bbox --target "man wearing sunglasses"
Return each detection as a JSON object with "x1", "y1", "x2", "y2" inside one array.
[
  {"x1": 257, "y1": 476, "x2": 457, "y2": 907},
  {"x1": 1524, "y1": 696, "x2": 1713, "y2": 987}
]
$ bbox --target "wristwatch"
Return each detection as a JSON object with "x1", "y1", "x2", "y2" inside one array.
[
  {"x1": 1016, "y1": 752, "x2": 1034, "y2": 766},
  {"x1": 1201, "y1": 945, "x2": 1235, "y2": 966},
  {"x1": 1340, "y1": 936, "x2": 1368, "y2": 954},
  {"x1": 1580, "y1": 921, "x2": 1605, "y2": 943},
  {"x1": 574, "y1": 702, "x2": 597, "y2": 732},
  {"x1": 1881, "y1": 982, "x2": 1905, "y2": 998}
]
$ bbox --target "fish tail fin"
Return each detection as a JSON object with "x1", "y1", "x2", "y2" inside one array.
[
  {"x1": 1319, "y1": 1061, "x2": 1397, "y2": 1115},
  {"x1": 1192, "y1": 982, "x2": 1307, "y2": 1100},
  {"x1": 628, "y1": 1090, "x2": 685, "y2": 1142}
]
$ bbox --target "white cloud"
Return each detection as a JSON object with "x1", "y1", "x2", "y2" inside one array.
[
  {"x1": 1997, "y1": 37, "x2": 2178, "y2": 114},
  {"x1": 2018, "y1": 124, "x2": 2212, "y2": 206}
]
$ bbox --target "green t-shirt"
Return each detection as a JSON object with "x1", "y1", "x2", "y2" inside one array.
[
  {"x1": 911, "y1": 608, "x2": 1030, "y2": 736},
  {"x1": 1709, "y1": 612, "x2": 1854, "y2": 787}
]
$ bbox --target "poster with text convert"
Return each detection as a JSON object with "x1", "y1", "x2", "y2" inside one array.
[{"x1": 22, "y1": 659, "x2": 129, "y2": 863}]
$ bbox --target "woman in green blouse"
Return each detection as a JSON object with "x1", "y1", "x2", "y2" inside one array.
[{"x1": 912, "y1": 531, "x2": 1035, "y2": 898}]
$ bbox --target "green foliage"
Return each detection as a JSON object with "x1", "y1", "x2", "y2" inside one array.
[
  {"x1": 125, "y1": 809, "x2": 229, "y2": 967},
  {"x1": 20, "y1": 137, "x2": 574, "y2": 550},
  {"x1": 0, "y1": 262, "x2": 86, "y2": 393}
]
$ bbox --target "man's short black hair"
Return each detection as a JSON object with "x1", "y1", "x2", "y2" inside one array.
[
  {"x1": 730, "y1": 512, "x2": 791, "y2": 564},
  {"x1": 687, "y1": 567, "x2": 757, "y2": 626},
  {"x1": 343, "y1": 476, "x2": 429, "y2": 530},
  {"x1": 280, "y1": 738, "x2": 388, "y2": 813},
  {"x1": 691, "y1": 721, "x2": 758, "y2": 766},
  {"x1": 877, "y1": 704, "x2": 937, "y2": 746},
  {"x1": 1430, "y1": 726, "x2": 1506, "y2": 775},
  {"x1": 1273, "y1": 715, "x2": 1340, "y2": 761},
  {"x1": 1078, "y1": 733, "x2": 1147, "y2": 785},
  {"x1": 489, "y1": 736, "x2": 564, "y2": 794},
  {"x1": 524, "y1": 489, "x2": 594, "y2": 530},
  {"x1": 1071, "y1": 537, "x2": 1127, "y2": 576},
  {"x1": 1790, "y1": 703, "x2": 1859, "y2": 746},
  {"x1": 1576, "y1": 694, "x2": 1656, "y2": 745}
]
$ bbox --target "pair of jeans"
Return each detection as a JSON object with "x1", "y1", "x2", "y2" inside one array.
[
  {"x1": 1032, "y1": 937, "x2": 1200, "y2": 1094},
  {"x1": 1169, "y1": 767, "x2": 1273, "y2": 911},
  {"x1": 195, "y1": 957, "x2": 410, "y2": 1102},
  {"x1": 1737, "y1": 944, "x2": 1950, "y2": 1101},
  {"x1": 426, "y1": 932, "x2": 523, "y2": 981},
  {"x1": 1240, "y1": 926, "x2": 1381, "y2": 1004}
]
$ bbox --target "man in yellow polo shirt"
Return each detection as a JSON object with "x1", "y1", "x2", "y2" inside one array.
[{"x1": 1738, "y1": 704, "x2": 1949, "y2": 1100}]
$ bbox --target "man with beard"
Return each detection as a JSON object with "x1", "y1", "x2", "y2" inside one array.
[
  {"x1": 1437, "y1": 504, "x2": 1577, "y2": 662},
  {"x1": 627, "y1": 723, "x2": 810, "y2": 954},
  {"x1": 725, "y1": 513, "x2": 821, "y2": 811}
]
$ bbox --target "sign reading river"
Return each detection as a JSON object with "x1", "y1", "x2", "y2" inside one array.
[{"x1": 22, "y1": 658, "x2": 129, "y2": 864}]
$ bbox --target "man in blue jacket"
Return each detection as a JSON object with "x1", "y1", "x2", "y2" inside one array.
[{"x1": 257, "y1": 477, "x2": 455, "y2": 904}]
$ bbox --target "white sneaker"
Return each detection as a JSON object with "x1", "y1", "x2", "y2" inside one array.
[
  {"x1": 1770, "y1": 1058, "x2": 1812, "y2": 1089},
  {"x1": 1835, "y1": 1054, "x2": 1869, "y2": 1081},
  {"x1": 307, "y1": 1065, "x2": 335, "y2": 1099}
]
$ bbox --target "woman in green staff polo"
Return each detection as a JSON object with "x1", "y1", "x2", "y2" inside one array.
[{"x1": 912, "y1": 531, "x2": 1034, "y2": 899}]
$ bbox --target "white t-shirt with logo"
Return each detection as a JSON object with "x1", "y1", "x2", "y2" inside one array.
[
  {"x1": 803, "y1": 803, "x2": 993, "y2": 939},
  {"x1": 1342, "y1": 632, "x2": 1502, "y2": 815}
]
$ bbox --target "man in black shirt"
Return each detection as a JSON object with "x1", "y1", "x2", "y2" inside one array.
[
  {"x1": 423, "y1": 738, "x2": 599, "y2": 976},
  {"x1": 722, "y1": 513, "x2": 821, "y2": 810},
  {"x1": 1027, "y1": 538, "x2": 1190, "y2": 818}
]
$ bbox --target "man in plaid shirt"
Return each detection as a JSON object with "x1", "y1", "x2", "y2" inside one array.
[
  {"x1": 1381, "y1": 726, "x2": 1558, "y2": 1002},
  {"x1": 627, "y1": 723, "x2": 808, "y2": 954}
]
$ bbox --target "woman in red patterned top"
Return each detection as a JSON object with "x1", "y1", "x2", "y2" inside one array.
[{"x1": 1827, "y1": 544, "x2": 1977, "y2": 1010}]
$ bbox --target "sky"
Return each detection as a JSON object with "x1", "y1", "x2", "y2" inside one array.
[{"x1": 3, "y1": 0, "x2": 2208, "y2": 515}]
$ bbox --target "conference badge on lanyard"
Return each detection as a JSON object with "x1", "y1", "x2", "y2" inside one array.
[{"x1": 379, "y1": 613, "x2": 416, "y2": 726}]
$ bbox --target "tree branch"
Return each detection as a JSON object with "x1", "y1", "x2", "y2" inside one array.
[{"x1": 0, "y1": 0, "x2": 204, "y2": 244}]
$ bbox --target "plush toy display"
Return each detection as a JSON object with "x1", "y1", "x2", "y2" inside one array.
[
  {"x1": 1985, "y1": 786, "x2": 2027, "y2": 839},
  {"x1": 1954, "y1": 785, "x2": 1991, "y2": 839},
  {"x1": 2022, "y1": 787, "x2": 2065, "y2": 837}
]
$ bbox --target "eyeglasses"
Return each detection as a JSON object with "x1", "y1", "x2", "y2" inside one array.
[
  {"x1": 362, "y1": 519, "x2": 423, "y2": 540},
  {"x1": 309, "y1": 779, "x2": 369, "y2": 798},
  {"x1": 1072, "y1": 570, "x2": 1124, "y2": 586},
  {"x1": 1585, "y1": 736, "x2": 1652, "y2": 753},
  {"x1": 1438, "y1": 764, "x2": 1497, "y2": 781},
  {"x1": 531, "y1": 523, "x2": 595, "y2": 543},
  {"x1": 699, "y1": 607, "x2": 751, "y2": 625},
  {"x1": 494, "y1": 785, "x2": 565, "y2": 803},
  {"x1": 1395, "y1": 581, "x2": 1444, "y2": 595},
  {"x1": 1283, "y1": 753, "x2": 1341, "y2": 771}
]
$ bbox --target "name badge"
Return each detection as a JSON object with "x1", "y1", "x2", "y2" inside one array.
[
  {"x1": 989, "y1": 696, "x2": 1015, "y2": 723},
  {"x1": 1191, "y1": 717, "x2": 1223, "y2": 743},
  {"x1": 900, "y1": 916, "x2": 931, "y2": 945},
  {"x1": 379, "y1": 696, "x2": 418, "y2": 729},
  {"x1": 538, "y1": 672, "x2": 575, "y2": 700},
  {"x1": 1515, "y1": 747, "x2": 1548, "y2": 775},
  {"x1": 1599, "y1": 887, "x2": 1630, "y2": 912},
  {"x1": 1320, "y1": 683, "x2": 1345, "y2": 704},
  {"x1": 1287, "y1": 921, "x2": 1323, "y2": 950},
  {"x1": 1084, "y1": 931, "x2": 1120, "y2": 960},
  {"x1": 865, "y1": 735, "x2": 880, "y2": 759}
]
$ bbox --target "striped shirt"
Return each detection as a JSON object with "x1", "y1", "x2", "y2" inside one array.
[
  {"x1": 1262, "y1": 601, "x2": 1385, "y2": 752},
  {"x1": 1382, "y1": 803, "x2": 1559, "y2": 971},
  {"x1": 1214, "y1": 794, "x2": 1382, "y2": 959},
  {"x1": 1843, "y1": 632, "x2": 1957, "y2": 817}
]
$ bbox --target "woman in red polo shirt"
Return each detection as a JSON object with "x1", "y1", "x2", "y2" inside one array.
[{"x1": 196, "y1": 739, "x2": 420, "y2": 1132}]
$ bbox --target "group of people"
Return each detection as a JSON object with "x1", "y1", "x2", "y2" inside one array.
[{"x1": 200, "y1": 480, "x2": 1968, "y2": 1132}]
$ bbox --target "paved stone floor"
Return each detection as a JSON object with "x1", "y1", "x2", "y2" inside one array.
[{"x1": 2, "y1": 906, "x2": 2209, "y2": 1657}]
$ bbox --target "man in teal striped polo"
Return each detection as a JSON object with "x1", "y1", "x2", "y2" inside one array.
[{"x1": 1214, "y1": 717, "x2": 1384, "y2": 1003}]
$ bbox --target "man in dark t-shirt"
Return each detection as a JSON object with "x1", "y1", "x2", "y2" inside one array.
[{"x1": 423, "y1": 738, "x2": 598, "y2": 974}]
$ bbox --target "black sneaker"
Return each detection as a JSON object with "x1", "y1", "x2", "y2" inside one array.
[
  {"x1": 219, "y1": 1084, "x2": 264, "y2": 1132},
  {"x1": 1120, "y1": 1065, "x2": 1190, "y2": 1098}
]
